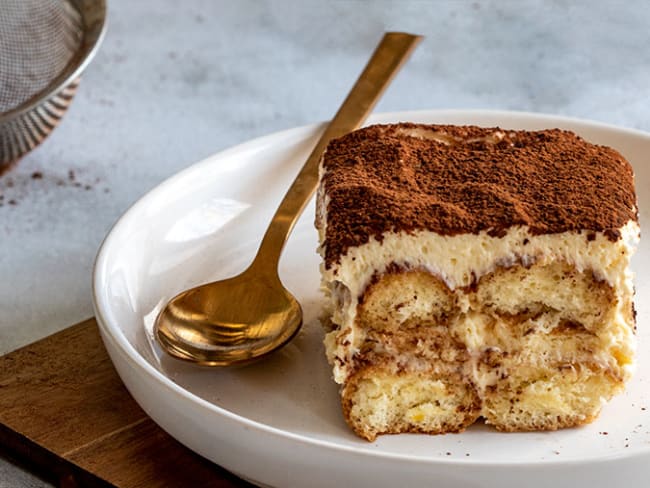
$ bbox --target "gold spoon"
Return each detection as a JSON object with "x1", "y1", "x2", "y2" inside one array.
[{"x1": 154, "y1": 32, "x2": 422, "y2": 366}]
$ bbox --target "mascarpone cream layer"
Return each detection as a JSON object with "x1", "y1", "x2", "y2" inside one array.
[{"x1": 319, "y1": 221, "x2": 640, "y2": 383}]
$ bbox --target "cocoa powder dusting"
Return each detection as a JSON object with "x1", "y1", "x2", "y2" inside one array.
[
  {"x1": 0, "y1": 168, "x2": 107, "y2": 206},
  {"x1": 320, "y1": 124, "x2": 638, "y2": 268}
]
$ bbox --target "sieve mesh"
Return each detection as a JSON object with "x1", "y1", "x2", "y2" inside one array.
[{"x1": 0, "y1": 0, "x2": 83, "y2": 113}]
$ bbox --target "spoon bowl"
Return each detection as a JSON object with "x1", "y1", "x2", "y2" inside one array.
[
  {"x1": 155, "y1": 265, "x2": 302, "y2": 366},
  {"x1": 154, "y1": 32, "x2": 422, "y2": 366}
]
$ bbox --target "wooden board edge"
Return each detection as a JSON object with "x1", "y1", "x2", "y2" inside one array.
[{"x1": 0, "y1": 422, "x2": 114, "y2": 488}]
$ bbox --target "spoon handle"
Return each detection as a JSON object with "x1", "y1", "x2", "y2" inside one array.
[{"x1": 252, "y1": 32, "x2": 422, "y2": 271}]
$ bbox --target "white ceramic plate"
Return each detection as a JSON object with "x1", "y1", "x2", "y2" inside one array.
[{"x1": 93, "y1": 110, "x2": 650, "y2": 488}]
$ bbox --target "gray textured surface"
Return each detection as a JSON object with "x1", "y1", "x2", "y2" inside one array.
[
  {"x1": 1, "y1": 0, "x2": 649, "y2": 485},
  {"x1": 0, "y1": 472, "x2": 48, "y2": 488}
]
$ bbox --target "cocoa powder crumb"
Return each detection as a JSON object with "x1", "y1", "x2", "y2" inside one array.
[{"x1": 0, "y1": 168, "x2": 106, "y2": 207}]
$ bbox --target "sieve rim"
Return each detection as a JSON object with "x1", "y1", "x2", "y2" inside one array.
[{"x1": 0, "y1": 0, "x2": 107, "y2": 123}]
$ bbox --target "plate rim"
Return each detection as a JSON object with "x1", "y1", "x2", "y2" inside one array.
[{"x1": 92, "y1": 108, "x2": 650, "y2": 468}]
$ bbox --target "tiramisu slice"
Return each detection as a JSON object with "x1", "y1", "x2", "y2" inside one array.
[{"x1": 315, "y1": 123, "x2": 639, "y2": 441}]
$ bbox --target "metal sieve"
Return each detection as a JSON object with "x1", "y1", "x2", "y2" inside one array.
[{"x1": 0, "y1": 0, "x2": 106, "y2": 173}]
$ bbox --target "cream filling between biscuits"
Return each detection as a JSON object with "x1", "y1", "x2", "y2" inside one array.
[{"x1": 319, "y1": 221, "x2": 639, "y2": 384}]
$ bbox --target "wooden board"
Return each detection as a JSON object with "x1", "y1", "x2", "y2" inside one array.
[{"x1": 0, "y1": 318, "x2": 254, "y2": 488}]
